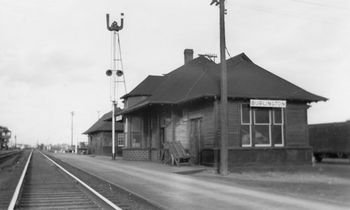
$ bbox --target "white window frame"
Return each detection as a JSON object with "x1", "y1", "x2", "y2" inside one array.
[
  {"x1": 273, "y1": 108, "x2": 284, "y2": 147},
  {"x1": 117, "y1": 133, "x2": 125, "y2": 147},
  {"x1": 240, "y1": 105, "x2": 285, "y2": 148},
  {"x1": 241, "y1": 104, "x2": 252, "y2": 147},
  {"x1": 254, "y1": 109, "x2": 272, "y2": 147},
  {"x1": 125, "y1": 117, "x2": 129, "y2": 147}
]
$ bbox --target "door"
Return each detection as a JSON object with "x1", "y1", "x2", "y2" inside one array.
[
  {"x1": 190, "y1": 118, "x2": 202, "y2": 164},
  {"x1": 159, "y1": 127, "x2": 165, "y2": 160}
]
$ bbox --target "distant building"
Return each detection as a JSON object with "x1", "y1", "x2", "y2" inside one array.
[
  {"x1": 45, "y1": 143, "x2": 70, "y2": 153},
  {"x1": 16, "y1": 144, "x2": 30, "y2": 150},
  {"x1": 119, "y1": 49, "x2": 326, "y2": 169},
  {"x1": 0, "y1": 126, "x2": 11, "y2": 150},
  {"x1": 83, "y1": 110, "x2": 124, "y2": 156}
]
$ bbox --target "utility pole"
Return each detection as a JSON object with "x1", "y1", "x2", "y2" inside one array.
[
  {"x1": 211, "y1": 0, "x2": 228, "y2": 175},
  {"x1": 71, "y1": 111, "x2": 74, "y2": 152},
  {"x1": 75, "y1": 136, "x2": 78, "y2": 154}
]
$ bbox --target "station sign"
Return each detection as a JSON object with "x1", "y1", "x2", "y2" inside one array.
[
  {"x1": 250, "y1": 99, "x2": 286, "y2": 108},
  {"x1": 116, "y1": 115, "x2": 123, "y2": 121}
]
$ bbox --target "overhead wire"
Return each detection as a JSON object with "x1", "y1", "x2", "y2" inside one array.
[
  {"x1": 225, "y1": 47, "x2": 232, "y2": 58},
  {"x1": 109, "y1": 32, "x2": 113, "y2": 102},
  {"x1": 117, "y1": 32, "x2": 127, "y2": 93}
]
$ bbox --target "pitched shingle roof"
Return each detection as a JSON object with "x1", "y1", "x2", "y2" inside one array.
[
  {"x1": 83, "y1": 111, "x2": 123, "y2": 135},
  {"x1": 121, "y1": 75, "x2": 164, "y2": 98},
  {"x1": 122, "y1": 53, "x2": 326, "y2": 114},
  {"x1": 225, "y1": 53, "x2": 326, "y2": 101},
  {"x1": 147, "y1": 56, "x2": 218, "y2": 103}
]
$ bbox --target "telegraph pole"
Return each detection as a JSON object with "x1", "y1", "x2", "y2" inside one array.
[
  {"x1": 211, "y1": 0, "x2": 228, "y2": 175},
  {"x1": 71, "y1": 111, "x2": 74, "y2": 152},
  {"x1": 219, "y1": 0, "x2": 229, "y2": 175}
]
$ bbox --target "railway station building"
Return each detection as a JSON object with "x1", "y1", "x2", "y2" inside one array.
[
  {"x1": 118, "y1": 49, "x2": 326, "y2": 169},
  {"x1": 83, "y1": 110, "x2": 124, "y2": 156}
]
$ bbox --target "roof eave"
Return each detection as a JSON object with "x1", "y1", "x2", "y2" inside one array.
[{"x1": 121, "y1": 101, "x2": 174, "y2": 115}]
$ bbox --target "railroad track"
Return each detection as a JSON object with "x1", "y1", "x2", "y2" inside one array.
[
  {"x1": 0, "y1": 150, "x2": 20, "y2": 159},
  {"x1": 0, "y1": 150, "x2": 22, "y2": 165},
  {"x1": 8, "y1": 150, "x2": 122, "y2": 210}
]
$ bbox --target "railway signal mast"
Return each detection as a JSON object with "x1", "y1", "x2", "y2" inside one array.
[{"x1": 106, "y1": 13, "x2": 127, "y2": 160}]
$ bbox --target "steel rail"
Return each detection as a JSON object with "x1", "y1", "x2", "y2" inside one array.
[
  {"x1": 0, "y1": 150, "x2": 20, "y2": 159},
  {"x1": 7, "y1": 150, "x2": 33, "y2": 210},
  {"x1": 40, "y1": 152, "x2": 122, "y2": 210}
]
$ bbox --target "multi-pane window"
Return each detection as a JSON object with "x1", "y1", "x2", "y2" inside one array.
[
  {"x1": 272, "y1": 109, "x2": 284, "y2": 146},
  {"x1": 240, "y1": 104, "x2": 284, "y2": 147},
  {"x1": 240, "y1": 104, "x2": 252, "y2": 147},
  {"x1": 117, "y1": 133, "x2": 125, "y2": 147},
  {"x1": 254, "y1": 108, "x2": 271, "y2": 146}
]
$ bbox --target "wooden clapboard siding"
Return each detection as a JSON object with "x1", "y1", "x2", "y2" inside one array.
[
  {"x1": 186, "y1": 100, "x2": 216, "y2": 149},
  {"x1": 175, "y1": 116, "x2": 189, "y2": 149},
  {"x1": 88, "y1": 131, "x2": 122, "y2": 156},
  {"x1": 213, "y1": 99, "x2": 220, "y2": 148},
  {"x1": 286, "y1": 103, "x2": 309, "y2": 146},
  {"x1": 89, "y1": 132, "x2": 103, "y2": 155},
  {"x1": 213, "y1": 100, "x2": 241, "y2": 148},
  {"x1": 228, "y1": 101, "x2": 241, "y2": 148}
]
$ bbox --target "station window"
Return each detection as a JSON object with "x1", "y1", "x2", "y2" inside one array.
[
  {"x1": 117, "y1": 133, "x2": 125, "y2": 147},
  {"x1": 272, "y1": 108, "x2": 284, "y2": 146},
  {"x1": 240, "y1": 104, "x2": 252, "y2": 147},
  {"x1": 240, "y1": 104, "x2": 284, "y2": 147},
  {"x1": 130, "y1": 117, "x2": 142, "y2": 148},
  {"x1": 254, "y1": 108, "x2": 271, "y2": 146}
]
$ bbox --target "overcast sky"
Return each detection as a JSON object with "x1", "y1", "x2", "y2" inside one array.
[{"x1": 1, "y1": 0, "x2": 349, "y2": 146}]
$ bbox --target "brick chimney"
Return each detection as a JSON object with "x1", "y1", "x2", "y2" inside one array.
[{"x1": 184, "y1": 49, "x2": 194, "y2": 64}]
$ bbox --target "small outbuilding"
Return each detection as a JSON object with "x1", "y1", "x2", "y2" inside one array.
[
  {"x1": 119, "y1": 50, "x2": 326, "y2": 169},
  {"x1": 83, "y1": 111, "x2": 124, "y2": 156}
]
